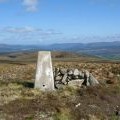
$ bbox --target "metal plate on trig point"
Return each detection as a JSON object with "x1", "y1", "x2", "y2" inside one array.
[{"x1": 35, "y1": 51, "x2": 54, "y2": 91}]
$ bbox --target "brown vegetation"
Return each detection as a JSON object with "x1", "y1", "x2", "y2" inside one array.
[{"x1": 0, "y1": 52, "x2": 120, "y2": 120}]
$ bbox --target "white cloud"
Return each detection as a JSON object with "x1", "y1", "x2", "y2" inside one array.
[
  {"x1": 0, "y1": 26, "x2": 62, "y2": 44},
  {"x1": 0, "y1": 0, "x2": 39, "y2": 12},
  {"x1": 2, "y1": 26, "x2": 62, "y2": 35},
  {"x1": 4, "y1": 26, "x2": 38, "y2": 33},
  {"x1": 22, "y1": 0, "x2": 38, "y2": 12}
]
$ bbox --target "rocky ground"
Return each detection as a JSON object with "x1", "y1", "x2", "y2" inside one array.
[{"x1": 0, "y1": 61, "x2": 120, "y2": 120}]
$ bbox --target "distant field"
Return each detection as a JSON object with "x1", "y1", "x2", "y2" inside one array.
[
  {"x1": 0, "y1": 51, "x2": 119, "y2": 64},
  {"x1": 1, "y1": 41, "x2": 120, "y2": 61}
]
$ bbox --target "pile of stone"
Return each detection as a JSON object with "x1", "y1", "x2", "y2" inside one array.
[{"x1": 53, "y1": 68, "x2": 99, "y2": 89}]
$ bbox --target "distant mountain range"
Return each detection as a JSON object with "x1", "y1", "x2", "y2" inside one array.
[{"x1": 0, "y1": 41, "x2": 120, "y2": 60}]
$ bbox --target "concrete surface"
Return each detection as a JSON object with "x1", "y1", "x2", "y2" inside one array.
[{"x1": 35, "y1": 51, "x2": 54, "y2": 91}]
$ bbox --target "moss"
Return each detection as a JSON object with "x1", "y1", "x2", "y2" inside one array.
[
  {"x1": 8, "y1": 83, "x2": 23, "y2": 89},
  {"x1": 57, "y1": 86, "x2": 78, "y2": 97},
  {"x1": 25, "y1": 115, "x2": 34, "y2": 120},
  {"x1": 54, "y1": 108, "x2": 73, "y2": 120},
  {"x1": 110, "y1": 115, "x2": 120, "y2": 120}
]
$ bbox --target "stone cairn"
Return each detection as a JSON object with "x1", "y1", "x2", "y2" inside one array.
[{"x1": 53, "y1": 68, "x2": 99, "y2": 89}]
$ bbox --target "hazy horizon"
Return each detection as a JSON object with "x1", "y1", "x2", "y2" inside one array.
[{"x1": 0, "y1": 0, "x2": 120, "y2": 44}]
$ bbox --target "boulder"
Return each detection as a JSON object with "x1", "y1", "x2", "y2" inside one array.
[
  {"x1": 55, "y1": 83, "x2": 64, "y2": 89},
  {"x1": 60, "y1": 68, "x2": 67, "y2": 75},
  {"x1": 55, "y1": 76, "x2": 62, "y2": 81},
  {"x1": 79, "y1": 71, "x2": 84, "y2": 78},
  {"x1": 61, "y1": 73, "x2": 68, "y2": 85},
  {"x1": 73, "y1": 69, "x2": 80, "y2": 76},
  {"x1": 67, "y1": 76, "x2": 72, "y2": 80},
  {"x1": 83, "y1": 70, "x2": 90, "y2": 86},
  {"x1": 54, "y1": 68, "x2": 60, "y2": 76},
  {"x1": 84, "y1": 70, "x2": 90, "y2": 78},
  {"x1": 89, "y1": 73, "x2": 99, "y2": 86},
  {"x1": 68, "y1": 79, "x2": 84, "y2": 88},
  {"x1": 67, "y1": 69, "x2": 73, "y2": 75}
]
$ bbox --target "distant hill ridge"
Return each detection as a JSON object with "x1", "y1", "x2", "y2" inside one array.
[{"x1": 0, "y1": 41, "x2": 120, "y2": 60}]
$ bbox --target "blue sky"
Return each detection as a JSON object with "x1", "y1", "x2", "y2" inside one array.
[{"x1": 0, "y1": 0, "x2": 120, "y2": 44}]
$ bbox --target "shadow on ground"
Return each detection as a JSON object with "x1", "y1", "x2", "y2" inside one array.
[{"x1": 15, "y1": 81, "x2": 34, "y2": 88}]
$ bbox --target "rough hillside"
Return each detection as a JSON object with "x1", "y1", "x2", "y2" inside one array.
[{"x1": 0, "y1": 60, "x2": 120, "y2": 120}]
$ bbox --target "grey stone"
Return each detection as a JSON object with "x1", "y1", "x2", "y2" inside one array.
[
  {"x1": 55, "y1": 76, "x2": 62, "y2": 81},
  {"x1": 53, "y1": 67, "x2": 99, "y2": 88},
  {"x1": 89, "y1": 74, "x2": 99, "y2": 86},
  {"x1": 84, "y1": 70, "x2": 90, "y2": 86},
  {"x1": 61, "y1": 73, "x2": 68, "y2": 85},
  {"x1": 79, "y1": 71, "x2": 84, "y2": 78},
  {"x1": 54, "y1": 68, "x2": 60, "y2": 78},
  {"x1": 67, "y1": 76, "x2": 72, "y2": 81},
  {"x1": 60, "y1": 68, "x2": 67, "y2": 75},
  {"x1": 55, "y1": 83, "x2": 64, "y2": 89},
  {"x1": 84, "y1": 70, "x2": 90, "y2": 78},
  {"x1": 67, "y1": 69, "x2": 73, "y2": 75},
  {"x1": 86, "y1": 80, "x2": 90, "y2": 86},
  {"x1": 35, "y1": 51, "x2": 54, "y2": 91},
  {"x1": 72, "y1": 75, "x2": 79, "y2": 79},
  {"x1": 68, "y1": 79, "x2": 84, "y2": 88},
  {"x1": 54, "y1": 80, "x2": 60, "y2": 84},
  {"x1": 55, "y1": 68, "x2": 60, "y2": 75},
  {"x1": 54, "y1": 72, "x2": 61, "y2": 79},
  {"x1": 73, "y1": 69, "x2": 80, "y2": 76}
]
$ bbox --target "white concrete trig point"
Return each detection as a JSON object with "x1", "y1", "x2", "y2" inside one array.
[{"x1": 35, "y1": 51, "x2": 54, "y2": 91}]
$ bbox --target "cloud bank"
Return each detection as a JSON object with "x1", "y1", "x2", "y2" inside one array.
[
  {"x1": 0, "y1": 26, "x2": 62, "y2": 44},
  {"x1": 0, "y1": 0, "x2": 39, "y2": 12},
  {"x1": 0, "y1": 26, "x2": 120, "y2": 44},
  {"x1": 22, "y1": 0, "x2": 38, "y2": 12}
]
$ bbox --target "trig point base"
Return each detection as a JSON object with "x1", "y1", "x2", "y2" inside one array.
[{"x1": 35, "y1": 51, "x2": 54, "y2": 91}]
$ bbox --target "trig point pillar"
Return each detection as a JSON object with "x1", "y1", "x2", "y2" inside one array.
[{"x1": 35, "y1": 51, "x2": 54, "y2": 91}]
